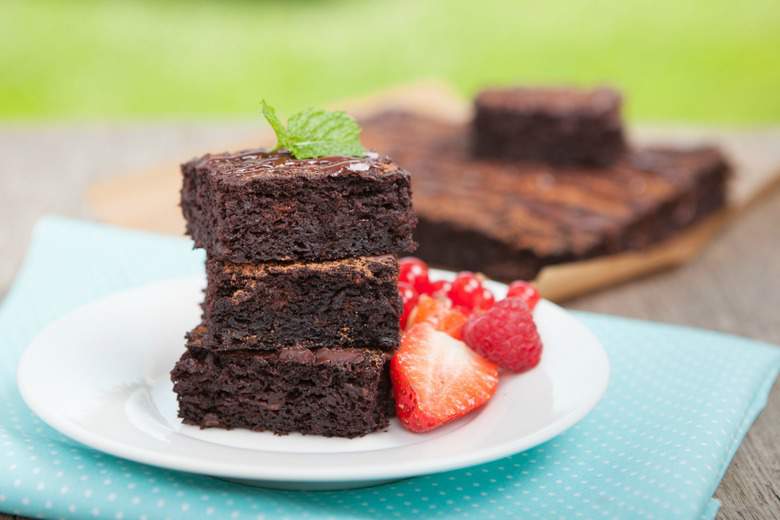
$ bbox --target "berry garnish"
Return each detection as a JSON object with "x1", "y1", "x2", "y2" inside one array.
[
  {"x1": 428, "y1": 279, "x2": 453, "y2": 298},
  {"x1": 399, "y1": 257, "x2": 431, "y2": 294},
  {"x1": 474, "y1": 286, "x2": 496, "y2": 313},
  {"x1": 391, "y1": 323, "x2": 499, "y2": 432},
  {"x1": 463, "y1": 298, "x2": 543, "y2": 373},
  {"x1": 406, "y1": 294, "x2": 468, "y2": 339},
  {"x1": 448, "y1": 271, "x2": 480, "y2": 307},
  {"x1": 398, "y1": 282, "x2": 418, "y2": 329},
  {"x1": 506, "y1": 280, "x2": 541, "y2": 311},
  {"x1": 437, "y1": 309, "x2": 469, "y2": 340},
  {"x1": 448, "y1": 271, "x2": 495, "y2": 314}
]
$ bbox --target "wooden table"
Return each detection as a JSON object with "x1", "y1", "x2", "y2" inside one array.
[{"x1": 1, "y1": 124, "x2": 778, "y2": 519}]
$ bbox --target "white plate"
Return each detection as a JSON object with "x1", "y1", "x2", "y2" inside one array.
[{"x1": 17, "y1": 271, "x2": 609, "y2": 490}]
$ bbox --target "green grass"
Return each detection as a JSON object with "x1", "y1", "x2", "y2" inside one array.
[{"x1": 2, "y1": 0, "x2": 780, "y2": 122}]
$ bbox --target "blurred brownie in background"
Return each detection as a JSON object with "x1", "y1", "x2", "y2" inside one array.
[
  {"x1": 472, "y1": 86, "x2": 626, "y2": 166},
  {"x1": 361, "y1": 111, "x2": 730, "y2": 282}
]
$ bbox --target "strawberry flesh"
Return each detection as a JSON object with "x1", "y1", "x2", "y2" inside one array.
[
  {"x1": 391, "y1": 323, "x2": 499, "y2": 432},
  {"x1": 405, "y1": 294, "x2": 468, "y2": 339}
]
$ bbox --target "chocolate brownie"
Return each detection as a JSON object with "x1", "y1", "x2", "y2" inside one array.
[
  {"x1": 171, "y1": 325, "x2": 394, "y2": 438},
  {"x1": 361, "y1": 111, "x2": 731, "y2": 281},
  {"x1": 181, "y1": 149, "x2": 416, "y2": 263},
  {"x1": 472, "y1": 86, "x2": 626, "y2": 166},
  {"x1": 203, "y1": 255, "x2": 401, "y2": 351}
]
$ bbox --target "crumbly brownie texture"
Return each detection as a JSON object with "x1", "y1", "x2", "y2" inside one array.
[
  {"x1": 472, "y1": 86, "x2": 626, "y2": 166},
  {"x1": 171, "y1": 325, "x2": 394, "y2": 438},
  {"x1": 202, "y1": 255, "x2": 401, "y2": 351},
  {"x1": 361, "y1": 111, "x2": 731, "y2": 281},
  {"x1": 181, "y1": 149, "x2": 416, "y2": 263}
]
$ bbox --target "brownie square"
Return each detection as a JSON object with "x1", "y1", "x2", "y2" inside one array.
[
  {"x1": 171, "y1": 325, "x2": 395, "y2": 438},
  {"x1": 472, "y1": 86, "x2": 627, "y2": 166},
  {"x1": 202, "y1": 255, "x2": 401, "y2": 351},
  {"x1": 181, "y1": 149, "x2": 416, "y2": 263},
  {"x1": 360, "y1": 111, "x2": 730, "y2": 282}
]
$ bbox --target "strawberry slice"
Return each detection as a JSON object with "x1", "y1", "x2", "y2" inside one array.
[
  {"x1": 391, "y1": 323, "x2": 499, "y2": 432},
  {"x1": 405, "y1": 294, "x2": 469, "y2": 339}
]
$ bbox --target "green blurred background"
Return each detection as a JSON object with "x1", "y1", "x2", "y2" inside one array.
[{"x1": 3, "y1": 0, "x2": 779, "y2": 122}]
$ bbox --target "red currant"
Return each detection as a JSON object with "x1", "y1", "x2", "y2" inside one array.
[
  {"x1": 398, "y1": 281, "x2": 419, "y2": 329},
  {"x1": 447, "y1": 272, "x2": 484, "y2": 313},
  {"x1": 399, "y1": 257, "x2": 431, "y2": 294},
  {"x1": 506, "y1": 280, "x2": 541, "y2": 310},
  {"x1": 473, "y1": 286, "x2": 496, "y2": 313},
  {"x1": 428, "y1": 279, "x2": 453, "y2": 298}
]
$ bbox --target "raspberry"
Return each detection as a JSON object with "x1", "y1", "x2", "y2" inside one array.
[
  {"x1": 463, "y1": 297, "x2": 543, "y2": 373},
  {"x1": 399, "y1": 257, "x2": 431, "y2": 294},
  {"x1": 398, "y1": 282, "x2": 418, "y2": 329},
  {"x1": 506, "y1": 280, "x2": 541, "y2": 310}
]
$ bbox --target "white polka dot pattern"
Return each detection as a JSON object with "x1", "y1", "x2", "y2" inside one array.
[{"x1": 0, "y1": 218, "x2": 778, "y2": 520}]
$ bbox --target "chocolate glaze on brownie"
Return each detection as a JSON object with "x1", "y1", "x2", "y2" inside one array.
[
  {"x1": 171, "y1": 325, "x2": 394, "y2": 438},
  {"x1": 202, "y1": 255, "x2": 401, "y2": 351},
  {"x1": 361, "y1": 111, "x2": 731, "y2": 281},
  {"x1": 181, "y1": 149, "x2": 416, "y2": 263},
  {"x1": 473, "y1": 86, "x2": 626, "y2": 166}
]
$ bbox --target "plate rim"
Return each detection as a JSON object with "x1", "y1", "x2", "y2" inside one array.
[{"x1": 17, "y1": 273, "x2": 610, "y2": 483}]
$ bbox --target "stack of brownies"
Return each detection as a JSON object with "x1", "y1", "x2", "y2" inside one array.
[{"x1": 171, "y1": 151, "x2": 416, "y2": 437}]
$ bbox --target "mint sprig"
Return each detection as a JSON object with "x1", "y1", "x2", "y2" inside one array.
[{"x1": 261, "y1": 100, "x2": 366, "y2": 159}]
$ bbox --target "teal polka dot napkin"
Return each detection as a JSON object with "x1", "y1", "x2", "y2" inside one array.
[{"x1": 2, "y1": 217, "x2": 778, "y2": 520}]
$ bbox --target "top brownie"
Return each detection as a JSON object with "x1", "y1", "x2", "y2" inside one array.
[
  {"x1": 473, "y1": 86, "x2": 626, "y2": 166},
  {"x1": 181, "y1": 149, "x2": 417, "y2": 262}
]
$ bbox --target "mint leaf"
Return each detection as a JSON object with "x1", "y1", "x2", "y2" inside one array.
[
  {"x1": 260, "y1": 101, "x2": 366, "y2": 159},
  {"x1": 261, "y1": 99, "x2": 288, "y2": 151},
  {"x1": 286, "y1": 108, "x2": 365, "y2": 159}
]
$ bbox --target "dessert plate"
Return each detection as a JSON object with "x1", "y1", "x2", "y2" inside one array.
[{"x1": 17, "y1": 271, "x2": 609, "y2": 490}]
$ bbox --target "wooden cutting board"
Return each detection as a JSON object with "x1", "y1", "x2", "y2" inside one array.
[{"x1": 86, "y1": 81, "x2": 780, "y2": 302}]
